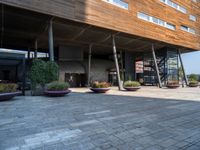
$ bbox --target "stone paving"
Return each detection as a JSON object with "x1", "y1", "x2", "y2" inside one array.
[{"x1": 1, "y1": 87, "x2": 200, "y2": 150}]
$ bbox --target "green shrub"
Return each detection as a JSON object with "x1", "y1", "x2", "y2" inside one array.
[
  {"x1": 45, "y1": 61, "x2": 59, "y2": 83},
  {"x1": 30, "y1": 59, "x2": 46, "y2": 89},
  {"x1": 91, "y1": 81, "x2": 110, "y2": 88},
  {"x1": 124, "y1": 81, "x2": 141, "y2": 87},
  {"x1": 188, "y1": 74, "x2": 198, "y2": 81},
  {"x1": 47, "y1": 81, "x2": 69, "y2": 91},
  {"x1": 30, "y1": 59, "x2": 59, "y2": 89},
  {"x1": 0, "y1": 84, "x2": 17, "y2": 93}
]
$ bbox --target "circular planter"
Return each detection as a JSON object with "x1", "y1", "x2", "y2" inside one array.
[
  {"x1": 166, "y1": 85, "x2": 180, "y2": 89},
  {"x1": 189, "y1": 83, "x2": 199, "y2": 87},
  {"x1": 0, "y1": 91, "x2": 21, "y2": 101},
  {"x1": 90, "y1": 88, "x2": 110, "y2": 93},
  {"x1": 44, "y1": 90, "x2": 71, "y2": 97},
  {"x1": 124, "y1": 86, "x2": 141, "y2": 91}
]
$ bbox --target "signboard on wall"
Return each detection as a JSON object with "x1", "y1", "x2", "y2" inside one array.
[{"x1": 135, "y1": 61, "x2": 143, "y2": 73}]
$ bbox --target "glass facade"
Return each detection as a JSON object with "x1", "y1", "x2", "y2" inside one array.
[{"x1": 134, "y1": 48, "x2": 179, "y2": 86}]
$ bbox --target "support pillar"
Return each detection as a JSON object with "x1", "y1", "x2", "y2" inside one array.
[
  {"x1": 112, "y1": 35, "x2": 123, "y2": 90},
  {"x1": 152, "y1": 44, "x2": 162, "y2": 88},
  {"x1": 48, "y1": 19, "x2": 54, "y2": 61},
  {"x1": 22, "y1": 58, "x2": 26, "y2": 96},
  {"x1": 178, "y1": 49, "x2": 189, "y2": 86},
  {"x1": 27, "y1": 47, "x2": 31, "y2": 60},
  {"x1": 34, "y1": 40, "x2": 37, "y2": 59},
  {"x1": 87, "y1": 44, "x2": 92, "y2": 87}
]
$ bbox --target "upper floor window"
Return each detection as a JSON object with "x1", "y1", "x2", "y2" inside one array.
[
  {"x1": 181, "y1": 25, "x2": 196, "y2": 34},
  {"x1": 103, "y1": 0, "x2": 129, "y2": 10},
  {"x1": 137, "y1": 12, "x2": 176, "y2": 30},
  {"x1": 160, "y1": 0, "x2": 187, "y2": 14},
  {"x1": 189, "y1": 15, "x2": 197, "y2": 21}
]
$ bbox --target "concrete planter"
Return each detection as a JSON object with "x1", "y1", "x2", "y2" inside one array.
[
  {"x1": 166, "y1": 85, "x2": 180, "y2": 89},
  {"x1": 189, "y1": 83, "x2": 199, "y2": 87},
  {"x1": 0, "y1": 92, "x2": 21, "y2": 101},
  {"x1": 44, "y1": 90, "x2": 71, "y2": 97},
  {"x1": 90, "y1": 88, "x2": 110, "y2": 93},
  {"x1": 124, "y1": 86, "x2": 141, "y2": 91}
]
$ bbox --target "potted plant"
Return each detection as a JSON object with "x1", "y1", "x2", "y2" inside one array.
[
  {"x1": 166, "y1": 80, "x2": 180, "y2": 89},
  {"x1": 0, "y1": 83, "x2": 21, "y2": 101},
  {"x1": 44, "y1": 81, "x2": 71, "y2": 97},
  {"x1": 123, "y1": 80, "x2": 141, "y2": 91},
  {"x1": 90, "y1": 81, "x2": 110, "y2": 93},
  {"x1": 189, "y1": 80, "x2": 199, "y2": 87},
  {"x1": 188, "y1": 74, "x2": 199, "y2": 87}
]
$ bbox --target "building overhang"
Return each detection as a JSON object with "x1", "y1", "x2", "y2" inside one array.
[{"x1": 0, "y1": 5, "x2": 195, "y2": 54}]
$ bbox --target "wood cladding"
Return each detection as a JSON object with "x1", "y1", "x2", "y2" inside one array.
[{"x1": 1, "y1": 0, "x2": 200, "y2": 51}]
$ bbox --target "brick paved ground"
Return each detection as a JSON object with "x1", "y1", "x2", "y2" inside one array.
[{"x1": 1, "y1": 87, "x2": 200, "y2": 150}]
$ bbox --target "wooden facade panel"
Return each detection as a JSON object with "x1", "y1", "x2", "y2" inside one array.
[{"x1": 1, "y1": 0, "x2": 200, "y2": 50}]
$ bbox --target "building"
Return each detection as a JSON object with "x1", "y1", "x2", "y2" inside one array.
[{"x1": 0, "y1": 0, "x2": 200, "y2": 90}]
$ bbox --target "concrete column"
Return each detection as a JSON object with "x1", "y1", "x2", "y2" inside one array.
[
  {"x1": 178, "y1": 49, "x2": 189, "y2": 86},
  {"x1": 112, "y1": 35, "x2": 123, "y2": 90},
  {"x1": 48, "y1": 20, "x2": 54, "y2": 61},
  {"x1": 152, "y1": 44, "x2": 162, "y2": 88},
  {"x1": 27, "y1": 47, "x2": 31, "y2": 60},
  {"x1": 34, "y1": 40, "x2": 38, "y2": 59},
  {"x1": 22, "y1": 58, "x2": 26, "y2": 96},
  {"x1": 87, "y1": 44, "x2": 92, "y2": 87}
]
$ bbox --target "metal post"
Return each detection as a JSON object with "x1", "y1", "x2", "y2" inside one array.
[
  {"x1": 48, "y1": 19, "x2": 54, "y2": 61},
  {"x1": 22, "y1": 58, "x2": 26, "y2": 96},
  {"x1": 34, "y1": 40, "x2": 38, "y2": 59},
  {"x1": 112, "y1": 35, "x2": 123, "y2": 90},
  {"x1": 88, "y1": 44, "x2": 92, "y2": 87},
  {"x1": 152, "y1": 44, "x2": 162, "y2": 88},
  {"x1": 178, "y1": 49, "x2": 189, "y2": 86},
  {"x1": 120, "y1": 50, "x2": 124, "y2": 81}
]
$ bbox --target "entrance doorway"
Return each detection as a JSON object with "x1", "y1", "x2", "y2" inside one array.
[{"x1": 65, "y1": 73, "x2": 86, "y2": 87}]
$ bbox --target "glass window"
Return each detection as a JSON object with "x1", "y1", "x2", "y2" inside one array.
[
  {"x1": 104, "y1": 0, "x2": 128, "y2": 9},
  {"x1": 181, "y1": 25, "x2": 195, "y2": 34},
  {"x1": 166, "y1": 23, "x2": 176, "y2": 30},
  {"x1": 137, "y1": 12, "x2": 176, "y2": 30},
  {"x1": 189, "y1": 15, "x2": 197, "y2": 21},
  {"x1": 160, "y1": 0, "x2": 187, "y2": 14}
]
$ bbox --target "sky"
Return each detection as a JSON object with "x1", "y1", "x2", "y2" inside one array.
[{"x1": 182, "y1": 51, "x2": 200, "y2": 75}]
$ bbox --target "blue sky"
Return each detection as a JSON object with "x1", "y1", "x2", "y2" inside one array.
[{"x1": 182, "y1": 51, "x2": 200, "y2": 75}]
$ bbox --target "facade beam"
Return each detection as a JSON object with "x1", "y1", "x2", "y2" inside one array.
[
  {"x1": 48, "y1": 19, "x2": 54, "y2": 61},
  {"x1": 87, "y1": 44, "x2": 92, "y2": 87},
  {"x1": 178, "y1": 49, "x2": 189, "y2": 86},
  {"x1": 152, "y1": 44, "x2": 162, "y2": 88},
  {"x1": 112, "y1": 35, "x2": 123, "y2": 90}
]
